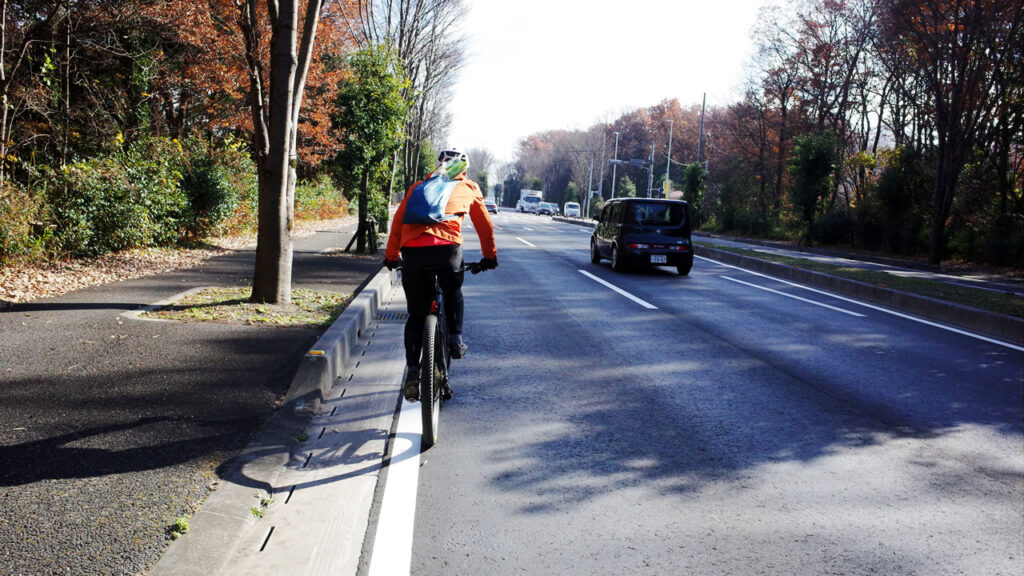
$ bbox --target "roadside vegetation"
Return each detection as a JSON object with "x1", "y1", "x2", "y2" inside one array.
[
  {"x1": 0, "y1": 1, "x2": 467, "y2": 303},
  {"x1": 497, "y1": 1, "x2": 1022, "y2": 273}
]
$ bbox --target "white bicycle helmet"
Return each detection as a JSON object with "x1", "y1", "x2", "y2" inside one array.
[{"x1": 437, "y1": 148, "x2": 469, "y2": 168}]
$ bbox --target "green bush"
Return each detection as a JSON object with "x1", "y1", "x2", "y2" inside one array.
[
  {"x1": 45, "y1": 139, "x2": 187, "y2": 257},
  {"x1": 295, "y1": 174, "x2": 347, "y2": 221},
  {"x1": 812, "y1": 209, "x2": 854, "y2": 245},
  {"x1": 180, "y1": 137, "x2": 253, "y2": 238},
  {"x1": 850, "y1": 198, "x2": 885, "y2": 251},
  {"x1": 875, "y1": 147, "x2": 932, "y2": 255},
  {"x1": 0, "y1": 182, "x2": 47, "y2": 265},
  {"x1": 986, "y1": 214, "x2": 1024, "y2": 267}
]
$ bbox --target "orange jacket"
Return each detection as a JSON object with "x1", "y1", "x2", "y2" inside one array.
[{"x1": 385, "y1": 174, "x2": 498, "y2": 262}]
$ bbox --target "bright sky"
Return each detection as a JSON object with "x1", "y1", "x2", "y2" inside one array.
[{"x1": 448, "y1": 0, "x2": 770, "y2": 165}]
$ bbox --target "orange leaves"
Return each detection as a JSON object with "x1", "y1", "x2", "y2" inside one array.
[{"x1": 134, "y1": 0, "x2": 359, "y2": 167}]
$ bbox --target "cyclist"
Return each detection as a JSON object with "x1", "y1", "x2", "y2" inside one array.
[{"x1": 384, "y1": 148, "x2": 498, "y2": 401}]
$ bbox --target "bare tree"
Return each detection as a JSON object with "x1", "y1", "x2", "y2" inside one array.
[
  {"x1": 884, "y1": 0, "x2": 1024, "y2": 265},
  {"x1": 358, "y1": 0, "x2": 466, "y2": 189},
  {"x1": 465, "y1": 146, "x2": 494, "y2": 175}
]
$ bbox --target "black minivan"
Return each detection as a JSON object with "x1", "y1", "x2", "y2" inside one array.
[{"x1": 590, "y1": 198, "x2": 693, "y2": 275}]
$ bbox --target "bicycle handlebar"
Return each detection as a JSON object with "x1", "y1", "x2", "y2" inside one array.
[{"x1": 386, "y1": 260, "x2": 491, "y2": 274}]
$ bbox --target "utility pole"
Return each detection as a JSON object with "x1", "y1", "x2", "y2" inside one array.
[
  {"x1": 647, "y1": 143, "x2": 655, "y2": 197},
  {"x1": 610, "y1": 131, "x2": 620, "y2": 199},
  {"x1": 697, "y1": 92, "x2": 706, "y2": 166},
  {"x1": 586, "y1": 156, "x2": 594, "y2": 218},
  {"x1": 664, "y1": 119, "x2": 674, "y2": 197},
  {"x1": 597, "y1": 132, "x2": 606, "y2": 199}
]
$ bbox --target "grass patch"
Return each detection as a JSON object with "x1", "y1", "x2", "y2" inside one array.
[
  {"x1": 697, "y1": 242, "x2": 1023, "y2": 319},
  {"x1": 168, "y1": 515, "x2": 190, "y2": 540},
  {"x1": 142, "y1": 286, "x2": 352, "y2": 328}
]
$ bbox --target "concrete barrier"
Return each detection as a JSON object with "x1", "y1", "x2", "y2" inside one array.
[{"x1": 280, "y1": 267, "x2": 399, "y2": 419}]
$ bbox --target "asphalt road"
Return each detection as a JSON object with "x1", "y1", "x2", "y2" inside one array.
[
  {"x1": 0, "y1": 224, "x2": 380, "y2": 576},
  {"x1": 369, "y1": 211, "x2": 1023, "y2": 576}
]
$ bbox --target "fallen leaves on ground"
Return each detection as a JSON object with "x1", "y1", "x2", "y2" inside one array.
[
  {"x1": 0, "y1": 216, "x2": 357, "y2": 306},
  {"x1": 0, "y1": 246, "x2": 228, "y2": 305}
]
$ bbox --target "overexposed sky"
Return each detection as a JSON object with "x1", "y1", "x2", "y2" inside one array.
[{"x1": 447, "y1": 0, "x2": 770, "y2": 165}]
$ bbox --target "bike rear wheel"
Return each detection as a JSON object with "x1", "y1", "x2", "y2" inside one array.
[{"x1": 419, "y1": 314, "x2": 443, "y2": 450}]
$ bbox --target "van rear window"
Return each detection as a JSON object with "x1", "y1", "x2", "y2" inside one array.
[{"x1": 626, "y1": 202, "x2": 685, "y2": 226}]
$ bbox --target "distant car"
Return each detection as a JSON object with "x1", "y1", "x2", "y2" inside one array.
[
  {"x1": 590, "y1": 198, "x2": 693, "y2": 275},
  {"x1": 538, "y1": 202, "x2": 559, "y2": 216},
  {"x1": 563, "y1": 202, "x2": 581, "y2": 218},
  {"x1": 483, "y1": 199, "x2": 498, "y2": 214}
]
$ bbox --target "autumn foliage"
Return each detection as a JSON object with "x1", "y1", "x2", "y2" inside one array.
[
  {"x1": 510, "y1": 0, "x2": 1024, "y2": 267},
  {"x1": 0, "y1": 0, "x2": 361, "y2": 265}
]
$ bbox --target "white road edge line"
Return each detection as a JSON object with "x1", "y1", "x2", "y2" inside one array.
[
  {"x1": 578, "y1": 270, "x2": 658, "y2": 310},
  {"x1": 516, "y1": 237, "x2": 537, "y2": 248},
  {"x1": 523, "y1": 227, "x2": 534, "y2": 232},
  {"x1": 367, "y1": 399, "x2": 421, "y2": 576},
  {"x1": 721, "y1": 276, "x2": 865, "y2": 317},
  {"x1": 696, "y1": 254, "x2": 1023, "y2": 351}
]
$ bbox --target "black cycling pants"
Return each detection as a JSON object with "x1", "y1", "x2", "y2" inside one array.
[{"x1": 400, "y1": 244, "x2": 464, "y2": 367}]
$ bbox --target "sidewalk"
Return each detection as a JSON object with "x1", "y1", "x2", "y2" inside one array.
[
  {"x1": 151, "y1": 268, "x2": 407, "y2": 575},
  {"x1": 0, "y1": 221, "x2": 384, "y2": 575}
]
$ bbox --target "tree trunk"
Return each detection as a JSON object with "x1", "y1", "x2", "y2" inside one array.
[
  {"x1": 356, "y1": 169, "x2": 369, "y2": 252},
  {"x1": 927, "y1": 146, "x2": 962, "y2": 266},
  {"x1": 252, "y1": 0, "x2": 300, "y2": 304},
  {"x1": 245, "y1": 0, "x2": 324, "y2": 304}
]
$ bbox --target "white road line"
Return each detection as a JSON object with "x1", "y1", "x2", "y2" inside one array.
[
  {"x1": 523, "y1": 227, "x2": 534, "y2": 231},
  {"x1": 367, "y1": 399, "x2": 421, "y2": 576},
  {"x1": 578, "y1": 270, "x2": 658, "y2": 309},
  {"x1": 516, "y1": 237, "x2": 537, "y2": 248},
  {"x1": 721, "y1": 276, "x2": 865, "y2": 317},
  {"x1": 697, "y1": 255, "x2": 1024, "y2": 351}
]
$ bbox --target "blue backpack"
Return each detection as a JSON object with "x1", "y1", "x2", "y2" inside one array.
[{"x1": 402, "y1": 160, "x2": 466, "y2": 225}]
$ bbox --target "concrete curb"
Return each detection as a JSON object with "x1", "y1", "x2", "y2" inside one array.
[
  {"x1": 151, "y1": 266, "x2": 400, "y2": 576},
  {"x1": 698, "y1": 245, "x2": 1023, "y2": 346},
  {"x1": 278, "y1": 267, "x2": 399, "y2": 420},
  {"x1": 553, "y1": 216, "x2": 595, "y2": 228}
]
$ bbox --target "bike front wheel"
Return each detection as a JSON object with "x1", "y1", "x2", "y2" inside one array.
[{"x1": 419, "y1": 314, "x2": 443, "y2": 450}]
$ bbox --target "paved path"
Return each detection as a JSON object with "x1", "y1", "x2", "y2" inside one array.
[{"x1": 0, "y1": 221, "x2": 380, "y2": 576}]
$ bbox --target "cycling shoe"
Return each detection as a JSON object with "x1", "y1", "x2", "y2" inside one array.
[
  {"x1": 403, "y1": 368, "x2": 419, "y2": 402},
  {"x1": 449, "y1": 335, "x2": 468, "y2": 359}
]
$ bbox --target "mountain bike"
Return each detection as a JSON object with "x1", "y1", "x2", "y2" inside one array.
[{"x1": 417, "y1": 260, "x2": 486, "y2": 450}]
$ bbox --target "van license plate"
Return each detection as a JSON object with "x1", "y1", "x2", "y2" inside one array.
[{"x1": 650, "y1": 255, "x2": 667, "y2": 264}]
